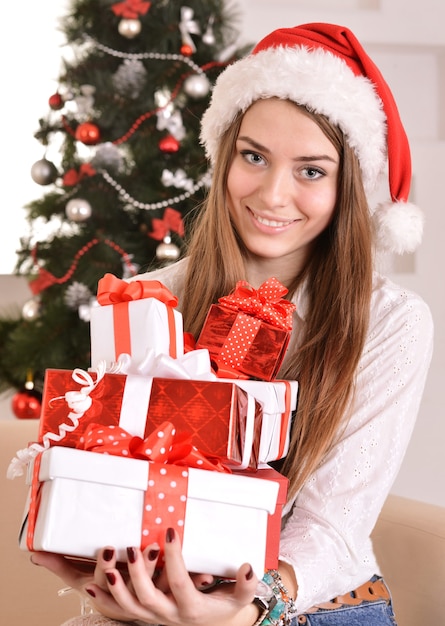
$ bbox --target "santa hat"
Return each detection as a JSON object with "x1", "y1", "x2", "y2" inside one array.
[{"x1": 200, "y1": 23, "x2": 423, "y2": 254}]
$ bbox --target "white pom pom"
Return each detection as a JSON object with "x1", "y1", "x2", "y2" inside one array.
[{"x1": 372, "y1": 201, "x2": 424, "y2": 255}]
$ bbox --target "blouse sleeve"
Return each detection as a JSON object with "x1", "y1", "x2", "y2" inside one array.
[{"x1": 279, "y1": 276, "x2": 434, "y2": 613}]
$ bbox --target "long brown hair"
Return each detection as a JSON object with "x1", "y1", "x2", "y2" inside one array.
[{"x1": 182, "y1": 102, "x2": 373, "y2": 500}]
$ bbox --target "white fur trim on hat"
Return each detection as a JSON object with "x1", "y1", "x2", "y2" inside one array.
[
  {"x1": 200, "y1": 45, "x2": 387, "y2": 196},
  {"x1": 372, "y1": 201, "x2": 424, "y2": 255}
]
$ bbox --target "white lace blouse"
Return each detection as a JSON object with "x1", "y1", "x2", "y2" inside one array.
[{"x1": 132, "y1": 258, "x2": 434, "y2": 613}]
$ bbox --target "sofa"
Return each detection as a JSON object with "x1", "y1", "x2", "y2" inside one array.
[{"x1": 2, "y1": 418, "x2": 445, "y2": 626}]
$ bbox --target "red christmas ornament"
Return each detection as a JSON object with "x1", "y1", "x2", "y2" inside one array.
[
  {"x1": 12, "y1": 389, "x2": 42, "y2": 419},
  {"x1": 180, "y1": 44, "x2": 193, "y2": 57},
  {"x1": 49, "y1": 92, "x2": 64, "y2": 110},
  {"x1": 159, "y1": 135, "x2": 180, "y2": 153},
  {"x1": 75, "y1": 122, "x2": 101, "y2": 145}
]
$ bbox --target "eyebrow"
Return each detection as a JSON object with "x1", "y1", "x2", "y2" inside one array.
[{"x1": 236, "y1": 135, "x2": 338, "y2": 163}]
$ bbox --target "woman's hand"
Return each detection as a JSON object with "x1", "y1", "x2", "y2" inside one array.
[{"x1": 32, "y1": 528, "x2": 261, "y2": 626}]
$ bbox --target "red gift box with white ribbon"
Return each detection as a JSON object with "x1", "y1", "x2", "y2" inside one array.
[
  {"x1": 19, "y1": 422, "x2": 287, "y2": 578},
  {"x1": 195, "y1": 278, "x2": 297, "y2": 381},
  {"x1": 90, "y1": 273, "x2": 184, "y2": 373},
  {"x1": 36, "y1": 366, "x2": 263, "y2": 470}
]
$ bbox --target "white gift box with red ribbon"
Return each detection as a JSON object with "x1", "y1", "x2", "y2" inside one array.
[
  {"x1": 90, "y1": 274, "x2": 184, "y2": 373},
  {"x1": 220, "y1": 379, "x2": 298, "y2": 464},
  {"x1": 20, "y1": 445, "x2": 282, "y2": 579}
]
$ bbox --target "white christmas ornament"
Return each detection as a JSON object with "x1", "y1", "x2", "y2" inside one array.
[
  {"x1": 65, "y1": 198, "x2": 92, "y2": 222},
  {"x1": 22, "y1": 298, "x2": 40, "y2": 321},
  {"x1": 183, "y1": 74, "x2": 211, "y2": 99},
  {"x1": 118, "y1": 18, "x2": 141, "y2": 38},
  {"x1": 156, "y1": 234, "x2": 180, "y2": 261}
]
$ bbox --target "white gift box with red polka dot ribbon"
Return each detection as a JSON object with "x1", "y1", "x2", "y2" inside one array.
[{"x1": 20, "y1": 446, "x2": 285, "y2": 578}]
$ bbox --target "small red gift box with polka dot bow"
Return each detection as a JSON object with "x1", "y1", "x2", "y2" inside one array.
[
  {"x1": 19, "y1": 445, "x2": 286, "y2": 578},
  {"x1": 196, "y1": 278, "x2": 296, "y2": 381}
]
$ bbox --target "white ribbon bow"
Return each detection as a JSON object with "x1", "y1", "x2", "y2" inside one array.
[{"x1": 179, "y1": 6, "x2": 201, "y2": 52}]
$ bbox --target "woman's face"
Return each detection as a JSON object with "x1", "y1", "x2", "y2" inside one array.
[{"x1": 226, "y1": 98, "x2": 339, "y2": 278}]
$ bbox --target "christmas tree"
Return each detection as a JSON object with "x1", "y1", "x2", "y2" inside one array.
[{"x1": 0, "y1": 0, "x2": 250, "y2": 417}]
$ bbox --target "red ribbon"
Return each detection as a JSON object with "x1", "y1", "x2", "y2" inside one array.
[
  {"x1": 82, "y1": 421, "x2": 230, "y2": 473},
  {"x1": 29, "y1": 268, "x2": 57, "y2": 295},
  {"x1": 150, "y1": 207, "x2": 185, "y2": 241},
  {"x1": 62, "y1": 163, "x2": 96, "y2": 187},
  {"x1": 111, "y1": 0, "x2": 151, "y2": 19},
  {"x1": 83, "y1": 421, "x2": 230, "y2": 555},
  {"x1": 218, "y1": 278, "x2": 296, "y2": 331},
  {"x1": 97, "y1": 273, "x2": 178, "y2": 308}
]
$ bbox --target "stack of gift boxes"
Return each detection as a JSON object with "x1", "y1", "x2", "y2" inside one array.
[{"x1": 14, "y1": 273, "x2": 299, "y2": 579}]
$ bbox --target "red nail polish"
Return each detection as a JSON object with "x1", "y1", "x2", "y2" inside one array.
[
  {"x1": 106, "y1": 572, "x2": 116, "y2": 586},
  {"x1": 127, "y1": 547, "x2": 137, "y2": 563},
  {"x1": 166, "y1": 527, "x2": 175, "y2": 543},
  {"x1": 103, "y1": 548, "x2": 114, "y2": 562},
  {"x1": 86, "y1": 588, "x2": 96, "y2": 598},
  {"x1": 148, "y1": 548, "x2": 160, "y2": 561},
  {"x1": 246, "y1": 566, "x2": 253, "y2": 580}
]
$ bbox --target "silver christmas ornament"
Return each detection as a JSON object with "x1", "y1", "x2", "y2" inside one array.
[
  {"x1": 112, "y1": 59, "x2": 147, "y2": 99},
  {"x1": 65, "y1": 198, "x2": 92, "y2": 222},
  {"x1": 22, "y1": 298, "x2": 40, "y2": 321},
  {"x1": 31, "y1": 158, "x2": 58, "y2": 185},
  {"x1": 92, "y1": 142, "x2": 125, "y2": 174},
  {"x1": 64, "y1": 281, "x2": 93, "y2": 309},
  {"x1": 118, "y1": 18, "x2": 142, "y2": 38},
  {"x1": 183, "y1": 74, "x2": 211, "y2": 99},
  {"x1": 156, "y1": 234, "x2": 180, "y2": 261}
]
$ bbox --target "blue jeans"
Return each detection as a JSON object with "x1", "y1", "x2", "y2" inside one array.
[
  {"x1": 291, "y1": 601, "x2": 396, "y2": 625},
  {"x1": 292, "y1": 577, "x2": 397, "y2": 625}
]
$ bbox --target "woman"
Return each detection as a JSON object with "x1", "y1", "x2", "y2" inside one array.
[{"x1": 33, "y1": 22, "x2": 433, "y2": 626}]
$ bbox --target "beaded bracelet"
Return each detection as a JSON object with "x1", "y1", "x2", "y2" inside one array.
[{"x1": 257, "y1": 570, "x2": 297, "y2": 626}]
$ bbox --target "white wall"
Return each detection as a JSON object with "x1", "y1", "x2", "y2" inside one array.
[{"x1": 1, "y1": 0, "x2": 444, "y2": 507}]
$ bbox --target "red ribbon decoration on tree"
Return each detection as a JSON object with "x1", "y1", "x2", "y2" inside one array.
[
  {"x1": 218, "y1": 278, "x2": 296, "y2": 331},
  {"x1": 96, "y1": 273, "x2": 178, "y2": 308},
  {"x1": 149, "y1": 207, "x2": 185, "y2": 241},
  {"x1": 62, "y1": 163, "x2": 96, "y2": 187},
  {"x1": 111, "y1": 0, "x2": 151, "y2": 19}
]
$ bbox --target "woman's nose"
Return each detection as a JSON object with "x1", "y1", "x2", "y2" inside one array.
[{"x1": 258, "y1": 167, "x2": 293, "y2": 209}]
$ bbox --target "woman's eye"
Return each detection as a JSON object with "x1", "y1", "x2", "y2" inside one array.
[
  {"x1": 303, "y1": 166, "x2": 324, "y2": 179},
  {"x1": 241, "y1": 150, "x2": 265, "y2": 165}
]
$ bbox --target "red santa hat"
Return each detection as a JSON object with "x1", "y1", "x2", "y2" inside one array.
[{"x1": 200, "y1": 23, "x2": 424, "y2": 254}]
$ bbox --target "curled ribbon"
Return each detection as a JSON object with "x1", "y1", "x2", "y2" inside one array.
[
  {"x1": 97, "y1": 273, "x2": 178, "y2": 308},
  {"x1": 150, "y1": 207, "x2": 185, "y2": 241},
  {"x1": 83, "y1": 421, "x2": 230, "y2": 473},
  {"x1": 7, "y1": 363, "x2": 107, "y2": 480},
  {"x1": 218, "y1": 277, "x2": 296, "y2": 331}
]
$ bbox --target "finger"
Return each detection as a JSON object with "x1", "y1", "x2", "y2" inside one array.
[
  {"x1": 100, "y1": 566, "x2": 172, "y2": 623},
  {"x1": 233, "y1": 563, "x2": 259, "y2": 604},
  {"x1": 94, "y1": 546, "x2": 118, "y2": 590},
  {"x1": 31, "y1": 552, "x2": 92, "y2": 589},
  {"x1": 162, "y1": 527, "x2": 200, "y2": 610},
  {"x1": 125, "y1": 546, "x2": 160, "y2": 603},
  {"x1": 191, "y1": 573, "x2": 218, "y2": 592}
]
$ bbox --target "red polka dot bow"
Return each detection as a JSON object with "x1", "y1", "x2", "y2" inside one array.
[
  {"x1": 82, "y1": 421, "x2": 230, "y2": 473},
  {"x1": 218, "y1": 277, "x2": 296, "y2": 331}
]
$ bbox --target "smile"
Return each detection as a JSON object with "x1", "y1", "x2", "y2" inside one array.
[{"x1": 251, "y1": 210, "x2": 296, "y2": 228}]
